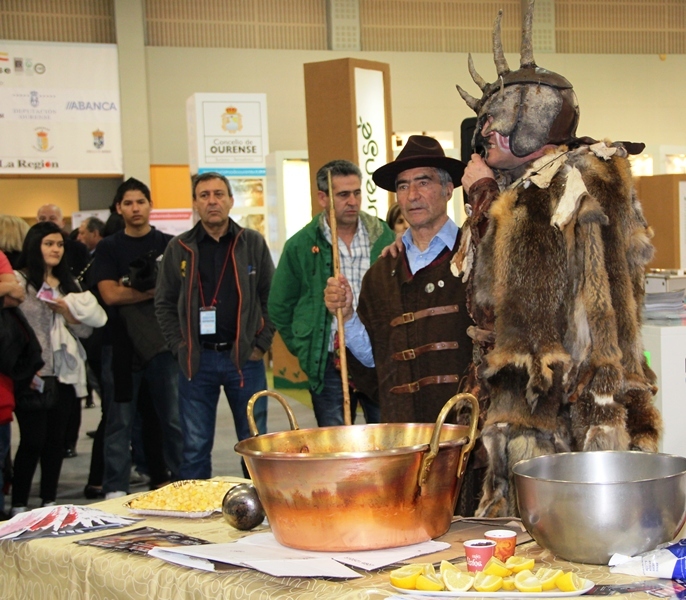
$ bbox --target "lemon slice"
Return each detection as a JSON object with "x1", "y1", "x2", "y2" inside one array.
[
  {"x1": 483, "y1": 556, "x2": 512, "y2": 577},
  {"x1": 416, "y1": 572, "x2": 444, "y2": 591},
  {"x1": 502, "y1": 576, "x2": 516, "y2": 591},
  {"x1": 515, "y1": 570, "x2": 543, "y2": 593},
  {"x1": 505, "y1": 555, "x2": 536, "y2": 573},
  {"x1": 423, "y1": 563, "x2": 437, "y2": 577},
  {"x1": 443, "y1": 569, "x2": 474, "y2": 592},
  {"x1": 473, "y1": 572, "x2": 504, "y2": 593},
  {"x1": 557, "y1": 571, "x2": 585, "y2": 592},
  {"x1": 389, "y1": 564, "x2": 424, "y2": 589},
  {"x1": 440, "y1": 560, "x2": 459, "y2": 577},
  {"x1": 514, "y1": 568, "x2": 534, "y2": 580},
  {"x1": 536, "y1": 567, "x2": 564, "y2": 591}
]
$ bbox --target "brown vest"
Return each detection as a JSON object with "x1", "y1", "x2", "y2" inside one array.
[{"x1": 352, "y1": 242, "x2": 473, "y2": 423}]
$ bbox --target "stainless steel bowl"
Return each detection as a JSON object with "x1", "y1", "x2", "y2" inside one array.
[{"x1": 513, "y1": 451, "x2": 686, "y2": 564}]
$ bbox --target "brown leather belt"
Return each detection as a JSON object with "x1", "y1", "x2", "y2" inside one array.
[
  {"x1": 391, "y1": 341, "x2": 459, "y2": 361},
  {"x1": 389, "y1": 304, "x2": 459, "y2": 327},
  {"x1": 389, "y1": 374, "x2": 461, "y2": 394}
]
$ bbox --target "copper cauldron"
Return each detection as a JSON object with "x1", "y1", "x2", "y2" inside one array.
[{"x1": 234, "y1": 392, "x2": 479, "y2": 551}]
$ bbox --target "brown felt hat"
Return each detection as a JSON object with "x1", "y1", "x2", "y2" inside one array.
[{"x1": 372, "y1": 135, "x2": 466, "y2": 192}]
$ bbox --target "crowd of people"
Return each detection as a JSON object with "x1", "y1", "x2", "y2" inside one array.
[
  {"x1": 0, "y1": 1, "x2": 662, "y2": 522},
  {"x1": 0, "y1": 163, "x2": 412, "y2": 517}
]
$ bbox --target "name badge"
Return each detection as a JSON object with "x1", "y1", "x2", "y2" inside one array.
[{"x1": 199, "y1": 307, "x2": 217, "y2": 335}]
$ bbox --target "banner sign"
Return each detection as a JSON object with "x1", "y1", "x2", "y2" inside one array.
[
  {"x1": 0, "y1": 41, "x2": 122, "y2": 175},
  {"x1": 186, "y1": 93, "x2": 269, "y2": 177},
  {"x1": 150, "y1": 209, "x2": 195, "y2": 237},
  {"x1": 72, "y1": 209, "x2": 193, "y2": 238},
  {"x1": 354, "y1": 68, "x2": 388, "y2": 218}
]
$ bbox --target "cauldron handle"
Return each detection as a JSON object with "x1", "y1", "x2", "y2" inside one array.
[
  {"x1": 247, "y1": 390, "x2": 301, "y2": 437},
  {"x1": 418, "y1": 393, "x2": 479, "y2": 489}
]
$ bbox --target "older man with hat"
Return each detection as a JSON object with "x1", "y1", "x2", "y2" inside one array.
[{"x1": 324, "y1": 135, "x2": 484, "y2": 514}]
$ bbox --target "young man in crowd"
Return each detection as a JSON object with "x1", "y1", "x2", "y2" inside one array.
[{"x1": 93, "y1": 178, "x2": 183, "y2": 499}]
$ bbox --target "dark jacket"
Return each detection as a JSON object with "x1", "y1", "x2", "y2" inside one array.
[
  {"x1": 64, "y1": 237, "x2": 91, "y2": 278},
  {"x1": 0, "y1": 306, "x2": 46, "y2": 412},
  {"x1": 0, "y1": 306, "x2": 44, "y2": 382},
  {"x1": 155, "y1": 219, "x2": 275, "y2": 380}
]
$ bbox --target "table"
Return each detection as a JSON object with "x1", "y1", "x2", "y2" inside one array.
[{"x1": 0, "y1": 491, "x2": 676, "y2": 599}]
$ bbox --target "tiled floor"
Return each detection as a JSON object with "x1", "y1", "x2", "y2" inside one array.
[{"x1": 4, "y1": 382, "x2": 319, "y2": 511}]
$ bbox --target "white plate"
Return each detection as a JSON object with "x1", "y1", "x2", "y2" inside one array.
[
  {"x1": 124, "y1": 507, "x2": 219, "y2": 519},
  {"x1": 391, "y1": 578, "x2": 594, "y2": 597}
]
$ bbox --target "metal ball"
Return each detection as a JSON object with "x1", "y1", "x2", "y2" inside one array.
[{"x1": 222, "y1": 483, "x2": 265, "y2": 531}]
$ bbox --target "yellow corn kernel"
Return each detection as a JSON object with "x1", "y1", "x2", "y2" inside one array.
[{"x1": 128, "y1": 480, "x2": 233, "y2": 512}]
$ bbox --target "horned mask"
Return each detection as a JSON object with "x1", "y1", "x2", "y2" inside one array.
[{"x1": 457, "y1": 0, "x2": 580, "y2": 158}]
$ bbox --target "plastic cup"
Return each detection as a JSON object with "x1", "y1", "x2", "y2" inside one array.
[
  {"x1": 484, "y1": 529, "x2": 518, "y2": 562},
  {"x1": 463, "y1": 539, "x2": 496, "y2": 572}
]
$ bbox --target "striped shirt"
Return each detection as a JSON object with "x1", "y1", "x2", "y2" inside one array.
[{"x1": 320, "y1": 213, "x2": 370, "y2": 352}]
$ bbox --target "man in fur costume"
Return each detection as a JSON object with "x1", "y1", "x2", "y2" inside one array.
[{"x1": 454, "y1": 0, "x2": 662, "y2": 517}]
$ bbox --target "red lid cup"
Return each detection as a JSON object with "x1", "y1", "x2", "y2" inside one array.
[{"x1": 463, "y1": 538, "x2": 496, "y2": 572}]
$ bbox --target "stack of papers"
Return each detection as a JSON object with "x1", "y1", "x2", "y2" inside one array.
[
  {"x1": 644, "y1": 290, "x2": 686, "y2": 320},
  {"x1": 148, "y1": 532, "x2": 450, "y2": 578},
  {"x1": 0, "y1": 505, "x2": 141, "y2": 541}
]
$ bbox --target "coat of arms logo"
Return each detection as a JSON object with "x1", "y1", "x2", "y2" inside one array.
[
  {"x1": 221, "y1": 107, "x2": 242, "y2": 132},
  {"x1": 92, "y1": 129, "x2": 104, "y2": 149},
  {"x1": 35, "y1": 128, "x2": 50, "y2": 151}
]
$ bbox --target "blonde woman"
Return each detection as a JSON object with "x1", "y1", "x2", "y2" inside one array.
[{"x1": 0, "y1": 214, "x2": 30, "y2": 268}]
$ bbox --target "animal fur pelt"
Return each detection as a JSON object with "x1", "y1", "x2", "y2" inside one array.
[{"x1": 474, "y1": 142, "x2": 662, "y2": 518}]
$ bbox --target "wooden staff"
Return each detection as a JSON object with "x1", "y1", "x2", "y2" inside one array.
[{"x1": 327, "y1": 168, "x2": 352, "y2": 426}]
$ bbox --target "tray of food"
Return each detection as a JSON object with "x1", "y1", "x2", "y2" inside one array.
[
  {"x1": 389, "y1": 557, "x2": 594, "y2": 597},
  {"x1": 124, "y1": 479, "x2": 238, "y2": 518}
]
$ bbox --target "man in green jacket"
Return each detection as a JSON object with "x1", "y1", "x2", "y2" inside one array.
[{"x1": 268, "y1": 160, "x2": 395, "y2": 426}]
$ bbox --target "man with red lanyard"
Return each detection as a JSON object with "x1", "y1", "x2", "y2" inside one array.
[{"x1": 156, "y1": 172, "x2": 275, "y2": 479}]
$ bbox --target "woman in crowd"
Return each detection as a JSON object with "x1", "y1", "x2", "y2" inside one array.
[
  {"x1": 0, "y1": 214, "x2": 30, "y2": 269},
  {"x1": 386, "y1": 202, "x2": 409, "y2": 235},
  {"x1": 10, "y1": 222, "x2": 95, "y2": 516}
]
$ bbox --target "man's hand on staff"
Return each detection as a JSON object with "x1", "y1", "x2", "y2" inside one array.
[
  {"x1": 324, "y1": 274, "x2": 354, "y2": 323},
  {"x1": 462, "y1": 153, "x2": 495, "y2": 194}
]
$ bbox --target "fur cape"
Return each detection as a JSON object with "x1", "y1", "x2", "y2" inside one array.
[{"x1": 473, "y1": 142, "x2": 662, "y2": 517}]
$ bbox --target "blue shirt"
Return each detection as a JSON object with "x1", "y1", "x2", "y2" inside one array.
[{"x1": 342, "y1": 218, "x2": 459, "y2": 367}]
